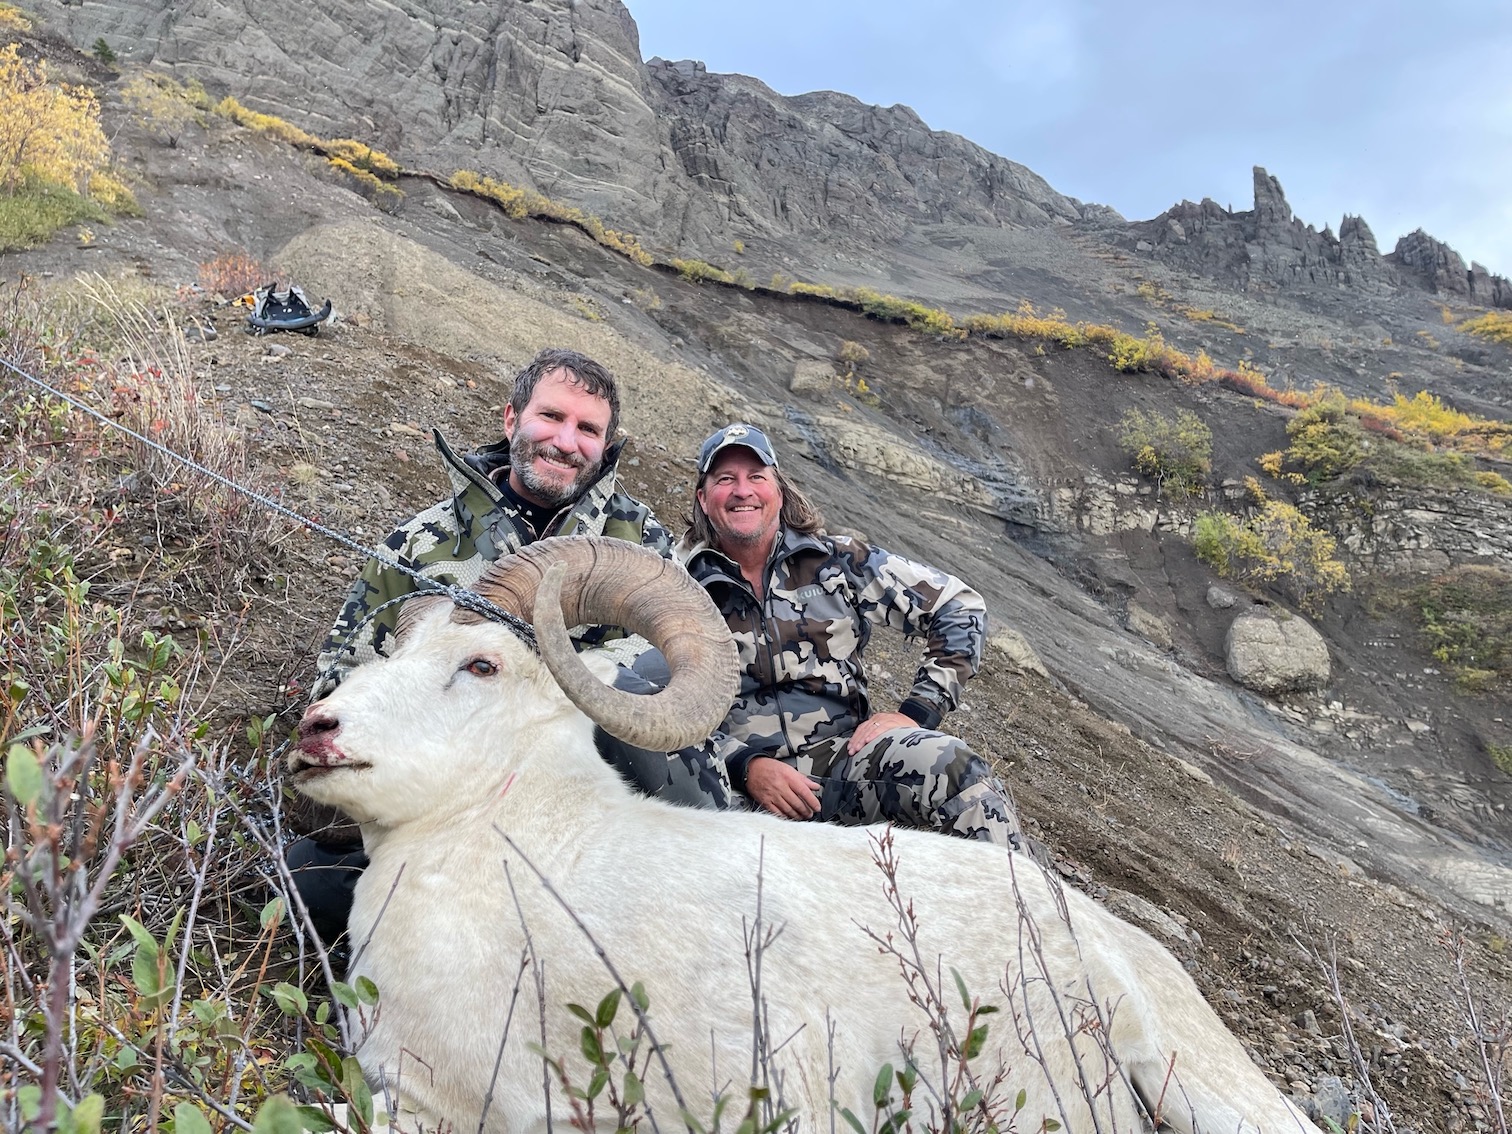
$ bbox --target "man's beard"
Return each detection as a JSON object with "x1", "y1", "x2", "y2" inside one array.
[{"x1": 511, "y1": 436, "x2": 601, "y2": 508}]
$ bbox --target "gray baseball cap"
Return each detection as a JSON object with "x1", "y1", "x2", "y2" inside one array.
[{"x1": 698, "y1": 422, "x2": 779, "y2": 474}]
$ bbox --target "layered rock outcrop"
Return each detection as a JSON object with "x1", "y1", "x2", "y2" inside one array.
[
  {"x1": 35, "y1": 0, "x2": 1098, "y2": 254},
  {"x1": 1389, "y1": 229, "x2": 1512, "y2": 307},
  {"x1": 1131, "y1": 167, "x2": 1512, "y2": 309},
  {"x1": 645, "y1": 58, "x2": 1087, "y2": 243}
]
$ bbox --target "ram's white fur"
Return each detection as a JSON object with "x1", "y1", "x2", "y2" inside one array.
[{"x1": 295, "y1": 601, "x2": 1320, "y2": 1134}]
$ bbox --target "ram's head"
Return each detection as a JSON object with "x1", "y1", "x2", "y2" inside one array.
[{"x1": 287, "y1": 538, "x2": 738, "y2": 827}]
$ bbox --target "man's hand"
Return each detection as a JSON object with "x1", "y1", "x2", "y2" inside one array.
[
  {"x1": 847, "y1": 711, "x2": 916, "y2": 756},
  {"x1": 746, "y1": 756, "x2": 822, "y2": 820}
]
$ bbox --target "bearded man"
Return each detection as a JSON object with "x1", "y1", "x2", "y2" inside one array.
[
  {"x1": 293, "y1": 348, "x2": 730, "y2": 944},
  {"x1": 314, "y1": 347, "x2": 670, "y2": 693}
]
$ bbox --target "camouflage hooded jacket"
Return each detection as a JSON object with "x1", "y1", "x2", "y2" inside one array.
[
  {"x1": 313, "y1": 430, "x2": 672, "y2": 698},
  {"x1": 681, "y1": 526, "x2": 988, "y2": 781}
]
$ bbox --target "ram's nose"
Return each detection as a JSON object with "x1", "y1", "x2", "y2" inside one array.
[
  {"x1": 300, "y1": 706, "x2": 341, "y2": 740},
  {"x1": 287, "y1": 707, "x2": 344, "y2": 772}
]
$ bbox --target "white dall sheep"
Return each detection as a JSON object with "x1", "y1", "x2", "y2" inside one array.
[{"x1": 291, "y1": 537, "x2": 1322, "y2": 1134}]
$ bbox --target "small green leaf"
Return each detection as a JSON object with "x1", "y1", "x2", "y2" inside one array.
[
  {"x1": 170, "y1": 1102, "x2": 212, "y2": 1134},
  {"x1": 1044, "y1": 1121, "x2": 1061, "y2": 1132},
  {"x1": 164, "y1": 907, "x2": 185, "y2": 953},
  {"x1": 1014, "y1": 1088, "x2": 1027, "y2": 1110},
  {"x1": 872, "y1": 1062, "x2": 894, "y2": 1108},
  {"x1": 260, "y1": 897, "x2": 285, "y2": 931},
  {"x1": 580, "y1": 1025, "x2": 603, "y2": 1064},
  {"x1": 119, "y1": 914, "x2": 156, "y2": 952},
  {"x1": 6, "y1": 744, "x2": 42, "y2": 807},
  {"x1": 623, "y1": 1070, "x2": 644, "y2": 1108},
  {"x1": 343, "y1": 1056, "x2": 374, "y2": 1126},
  {"x1": 629, "y1": 980, "x2": 649, "y2": 1012},
  {"x1": 65, "y1": 1094, "x2": 105, "y2": 1134},
  {"x1": 960, "y1": 1088, "x2": 983, "y2": 1110},
  {"x1": 951, "y1": 966, "x2": 972, "y2": 1012},
  {"x1": 251, "y1": 1096, "x2": 305, "y2": 1134},
  {"x1": 330, "y1": 981, "x2": 359, "y2": 1010},
  {"x1": 838, "y1": 1107, "x2": 867, "y2": 1134},
  {"x1": 355, "y1": 975, "x2": 380, "y2": 1005},
  {"x1": 294, "y1": 1106, "x2": 337, "y2": 1133},
  {"x1": 269, "y1": 982, "x2": 307, "y2": 1016},
  {"x1": 567, "y1": 1002, "x2": 595, "y2": 1025},
  {"x1": 964, "y1": 1023, "x2": 989, "y2": 1060},
  {"x1": 595, "y1": 988, "x2": 621, "y2": 1029},
  {"x1": 115, "y1": 1046, "x2": 138, "y2": 1071},
  {"x1": 587, "y1": 1066, "x2": 609, "y2": 1100}
]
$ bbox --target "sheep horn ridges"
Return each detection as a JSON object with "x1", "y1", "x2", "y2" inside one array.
[{"x1": 473, "y1": 537, "x2": 739, "y2": 752}]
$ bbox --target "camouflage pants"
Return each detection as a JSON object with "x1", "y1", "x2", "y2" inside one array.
[{"x1": 785, "y1": 728, "x2": 1020, "y2": 849}]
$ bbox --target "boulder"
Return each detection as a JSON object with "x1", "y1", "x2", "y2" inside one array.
[
  {"x1": 986, "y1": 628, "x2": 1049, "y2": 678},
  {"x1": 1225, "y1": 607, "x2": 1330, "y2": 694},
  {"x1": 789, "y1": 360, "x2": 835, "y2": 395},
  {"x1": 1126, "y1": 602, "x2": 1172, "y2": 650}
]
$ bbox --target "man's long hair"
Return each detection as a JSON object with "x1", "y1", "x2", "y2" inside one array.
[
  {"x1": 685, "y1": 466, "x2": 824, "y2": 549},
  {"x1": 509, "y1": 347, "x2": 621, "y2": 439}
]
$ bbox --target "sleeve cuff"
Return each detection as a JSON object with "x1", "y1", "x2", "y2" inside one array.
[{"x1": 897, "y1": 697, "x2": 943, "y2": 730}]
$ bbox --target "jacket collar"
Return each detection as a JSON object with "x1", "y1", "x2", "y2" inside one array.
[
  {"x1": 682, "y1": 524, "x2": 828, "y2": 584},
  {"x1": 430, "y1": 427, "x2": 626, "y2": 535}
]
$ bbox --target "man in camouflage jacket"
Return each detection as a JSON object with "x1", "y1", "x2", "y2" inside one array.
[
  {"x1": 680, "y1": 422, "x2": 1019, "y2": 847},
  {"x1": 312, "y1": 427, "x2": 670, "y2": 696},
  {"x1": 292, "y1": 349, "x2": 730, "y2": 943}
]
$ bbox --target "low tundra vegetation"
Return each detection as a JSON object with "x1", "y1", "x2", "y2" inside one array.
[
  {"x1": 1405, "y1": 565, "x2": 1512, "y2": 694},
  {"x1": 1116, "y1": 406, "x2": 1212, "y2": 497},
  {"x1": 1192, "y1": 480, "x2": 1351, "y2": 613},
  {"x1": 448, "y1": 168, "x2": 654, "y2": 265},
  {"x1": 0, "y1": 43, "x2": 137, "y2": 250},
  {"x1": 213, "y1": 96, "x2": 404, "y2": 211}
]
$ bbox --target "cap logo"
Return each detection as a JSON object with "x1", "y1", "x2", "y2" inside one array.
[{"x1": 723, "y1": 424, "x2": 749, "y2": 439}]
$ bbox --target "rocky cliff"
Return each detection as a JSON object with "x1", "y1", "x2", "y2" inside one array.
[
  {"x1": 35, "y1": 0, "x2": 1103, "y2": 255},
  {"x1": 1128, "y1": 166, "x2": 1512, "y2": 309}
]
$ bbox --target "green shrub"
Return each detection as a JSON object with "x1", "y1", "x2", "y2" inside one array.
[
  {"x1": 1408, "y1": 566, "x2": 1512, "y2": 693},
  {"x1": 1365, "y1": 444, "x2": 1476, "y2": 490},
  {"x1": 1285, "y1": 390, "x2": 1363, "y2": 482},
  {"x1": 671, "y1": 257, "x2": 734, "y2": 284},
  {"x1": 1117, "y1": 407, "x2": 1212, "y2": 496},
  {"x1": 90, "y1": 38, "x2": 115, "y2": 64},
  {"x1": 0, "y1": 182, "x2": 103, "y2": 251},
  {"x1": 1192, "y1": 492, "x2": 1350, "y2": 612},
  {"x1": 1476, "y1": 470, "x2": 1512, "y2": 495}
]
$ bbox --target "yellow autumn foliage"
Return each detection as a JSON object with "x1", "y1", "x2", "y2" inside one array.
[{"x1": 0, "y1": 44, "x2": 110, "y2": 195}]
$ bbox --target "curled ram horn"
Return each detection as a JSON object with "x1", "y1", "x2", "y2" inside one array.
[{"x1": 473, "y1": 536, "x2": 739, "y2": 752}]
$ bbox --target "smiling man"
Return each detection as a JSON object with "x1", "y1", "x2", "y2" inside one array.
[
  {"x1": 680, "y1": 422, "x2": 1020, "y2": 847},
  {"x1": 294, "y1": 349, "x2": 726, "y2": 945},
  {"x1": 314, "y1": 347, "x2": 669, "y2": 694}
]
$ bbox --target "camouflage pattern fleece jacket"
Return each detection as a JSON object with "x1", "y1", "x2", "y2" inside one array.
[
  {"x1": 680, "y1": 526, "x2": 988, "y2": 790},
  {"x1": 313, "y1": 429, "x2": 672, "y2": 698}
]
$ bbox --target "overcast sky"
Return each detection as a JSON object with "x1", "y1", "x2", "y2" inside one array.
[{"x1": 628, "y1": 0, "x2": 1512, "y2": 277}]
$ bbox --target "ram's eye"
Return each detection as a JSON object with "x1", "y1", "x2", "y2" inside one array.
[{"x1": 464, "y1": 658, "x2": 499, "y2": 677}]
